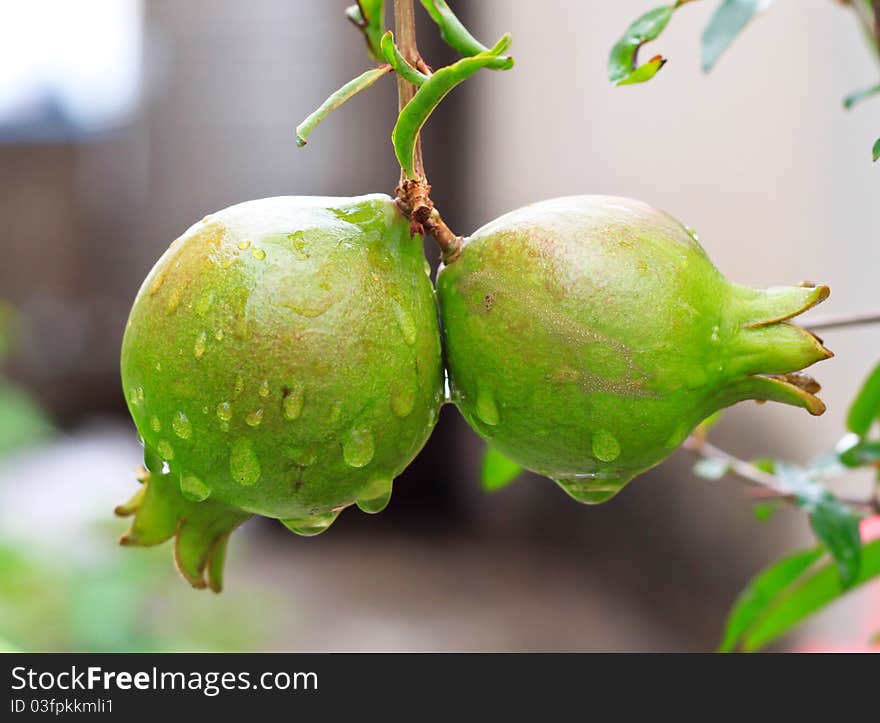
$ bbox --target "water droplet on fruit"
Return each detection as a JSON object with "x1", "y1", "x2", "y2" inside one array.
[
  {"x1": 150, "y1": 416, "x2": 162, "y2": 432},
  {"x1": 214, "y1": 328, "x2": 224, "y2": 341},
  {"x1": 343, "y1": 428, "x2": 374, "y2": 468},
  {"x1": 166, "y1": 289, "x2": 181, "y2": 314},
  {"x1": 180, "y1": 475, "x2": 211, "y2": 502},
  {"x1": 172, "y1": 411, "x2": 192, "y2": 440},
  {"x1": 201, "y1": 406, "x2": 209, "y2": 414},
  {"x1": 390, "y1": 379, "x2": 416, "y2": 418},
  {"x1": 328, "y1": 401, "x2": 343, "y2": 424},
  {"x1": 127, "y1": 387, "x2": 142, "y2": 407},
  {"x1": 194, "y1": 330, "x2": 207, "y2": 359},
  {"x1": 356, "y1": 477, "x2": 393, "y2": 514},
  {"x1": 475, "y1": 388, "x2": 500, "y2": 426},
  {"x1": 245, "y1": 408, "x2": 263, "y2": 427},
  {"x1": 161, "y1": 460, "x2": 171, "y2": 475},
  {"x1": 592, "y1": 429, "x2": 621, "y2": 462},
  {"x1": 555, "y1": 473, "x2": 625, "y2": 505},
  {"x1": 237, "y1": 240, "x2": 251, "y2": 250},
  {"x1": 285, "y1": 446, "x2": 316, "y2": 466},
  {"x1": 252, "y1": 248, "x2": 266, "y2": 260},
  {"x1": 216, "y1": 401, "x2": 233, "y2": 422},
  {"x1": 283, "y1": 383, "x2": 305, "y2": 420},
  {"x1": 233, "y1": 374, "x2": 245, "y2": 398},
  {"x1": 281, "y1": 510, "x2": 340, "y2": 536},
  {"x1": 230, "y1": 439, "x2": 260, "y2": 486},
  {"x1": 685, "y1": 226, "x2": 700, "y2": 242},
  {"x1": 710, "y1": 324, "x2": 720, "y2": 343},
  {"x1": 196, "y1": 290, "x2": 214, "y2": 316},
  {"x1": 391, "y1": 300, "x2": 417, "y2": 346},
  {"x1": 258, "y1": 380, "x2": 270, "y2": 398},
  {"x1": 157, "y1": 439, "x2": 174, "y2": 460}
]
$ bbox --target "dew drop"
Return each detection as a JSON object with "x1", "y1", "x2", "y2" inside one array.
[
  {"x1": 592, "y1": 429, "x2": 621, "y2": 462},
  {"x1": 356, "y1": 477, "x2": 393, "y2": 514},
  {"x1": 475, "y1": 387, "x2": 500, "y2": 426},
  {"x1": 252, "y1": 248, "x2": 266, "y2": 260},
  {"x1": 136, "y1": 387, "x2": 145, "y2": 404},
  {"x1": 230, "y1": 439, "x2": 260, "y2": 486},
  {"x1": 281, "y1": 510, "x2": 340, "y2": 536},
  {"x1": 214, "y1": 328, "x2": 225, "y2": 341},
  {"x1": 390, "y1": 378, "x2": 416, "y2": 418},
  {"x1": 391, "y1": 300, "x2": 417, "y2": 346},
  {"x1": 245, "y1": 408, "x2": 263, "y2": 427},
  {"x1": 233, "y1": 374, "x2": 245, "y2": 398},
  {"x1": 283, "y1": 382, "x2": 305, "y2": 421},
  {"x1": 216, "y1": 401, "x2": 233, "y2": 422},
  {"x1": 196, "y1": 290, "x2": 214, "y2": 316},
  {"x1": 555, "y1": 473, "x2": 626, "y2": 505},
  {"x1": 150, "y1": 416, "x2": 162, "y2": 433},
  {"x1": 157, "y1": 439, "x2": 174, "y2": 460},
  {"x1": 258, "y1": 380, "x2": 270, "y2": 398},
  {"x1": 343, "y1": 428, "x2": 375, "y2": 468},
  {"x1": 237, "y1": 240, "x2": 251, "y2": 250},
  {"x1": 127, "y1": 387, "x2": 142, "y2": 407},
  {"x1": 172, "y1": 411, "x2": 192, "y2": 440},
  {"x1": 166, "y1": 288, "x2": 181, "y2": 314},
  {"x1": 161, "y1": 460, "x2": 171, "y2": 475},
  {"x1": 201, "y1": 406, "x2": 209, "y2": 414},
  {"x1": 180, "y1": 475, "x2": 211, "y2": 502},
  {"x1": 194, "y1": 330, "x2": 207, "y2": 359}
]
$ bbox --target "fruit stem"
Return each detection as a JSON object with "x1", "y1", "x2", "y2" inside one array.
[{"x1": 392, "y1": 0, "x2": 463, "y2": 264}]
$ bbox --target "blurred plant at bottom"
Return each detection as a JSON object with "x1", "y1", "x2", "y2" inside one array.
[
  {"x1": 0, "y1": 300, "x2": 282, "y2": 652},
  {"x1": 0, "y1": 528, "x2": 279, "y2": 652}
]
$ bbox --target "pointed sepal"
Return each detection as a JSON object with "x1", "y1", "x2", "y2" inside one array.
[{"x1": 115, "y1": 465, "x2": 251, "y2": 592}]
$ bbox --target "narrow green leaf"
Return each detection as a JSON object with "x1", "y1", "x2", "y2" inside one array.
[
  {"x1": 776, "y1": 463, "x2": 863, "y2": 588},
  {"x1": 481, "y1": 446, "x2": 523, "y2": 492},
  {"x1": 419, "y1": 0, "x2": 513, "y2": 70},
  {"x1": 392, "y1": 35, "x2": 511, "y2": 178},
  {"x1": 701, "y1": 0, "x2": 772, "y2": 73},
  {"x1": 843, "y1": 83, "x2": 880, "y2": 110},
  {"x1": 296, "y1": 66, "x2": 391, "y2": 147},
  {"x1": 608, "y1": 5, "x2": 676, "y2": 85},
  {"x1": 742, "y1": 539, "x2": 880, "y2": 651},
  {"x1": 719, "y1": 547, "x2": 824, "y2": 652},
  {"x1": 837, "y1": 439, "x2": 880, "y2": 468},
  {"x1": 873, "y1": 137, "x2": 880, "y2": 162},
  {"x1": 346, "y1": 0, "x2": 385, "y2": 61},
  {"x1": 847, "y1": 361, "x2": 880, "y2": 435},
  {"x1": 381, "y1": 32, "x2": 429, "y2": 86}
]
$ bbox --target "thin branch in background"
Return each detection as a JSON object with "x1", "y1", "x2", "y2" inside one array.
[
  {"x1": 804, "y1": 310, "x2": 880, "y2": 332},
  {"x1": 683, "y1": 439, "x2": 880, "y2": 515}
]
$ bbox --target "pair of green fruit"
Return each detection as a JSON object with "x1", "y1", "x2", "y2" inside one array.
[{"x1": 119, "y1": 193, "x2": 831, "y2": 590}]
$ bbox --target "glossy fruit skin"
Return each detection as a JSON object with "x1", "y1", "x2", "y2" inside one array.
[
  {"x1": 120, "y1": 194, "x2": 442, "y2": 549},
  {"x1": 438, "y1": 196, "x2": 830, "y2": 504}
]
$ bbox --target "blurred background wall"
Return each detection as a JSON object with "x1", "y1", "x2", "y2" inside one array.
[{"x1": 0, "y1": 0, "x2": 878, "y2": 652}]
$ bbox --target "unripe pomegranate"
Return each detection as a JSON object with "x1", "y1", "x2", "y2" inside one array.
[
  {"x1": 437, "y1": 196, "x2": 831, "y2": 504},
  {"x1": 119, "y1": 194, "x2": 443, "y2": 589}
]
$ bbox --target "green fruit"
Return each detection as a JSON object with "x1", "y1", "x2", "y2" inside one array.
[
  {"x1": 438, "y1": 196, "x2": 831, "y2": 504},
  {"x1": 119, "y1": 194, "x2": 443, "y2": 589}
]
